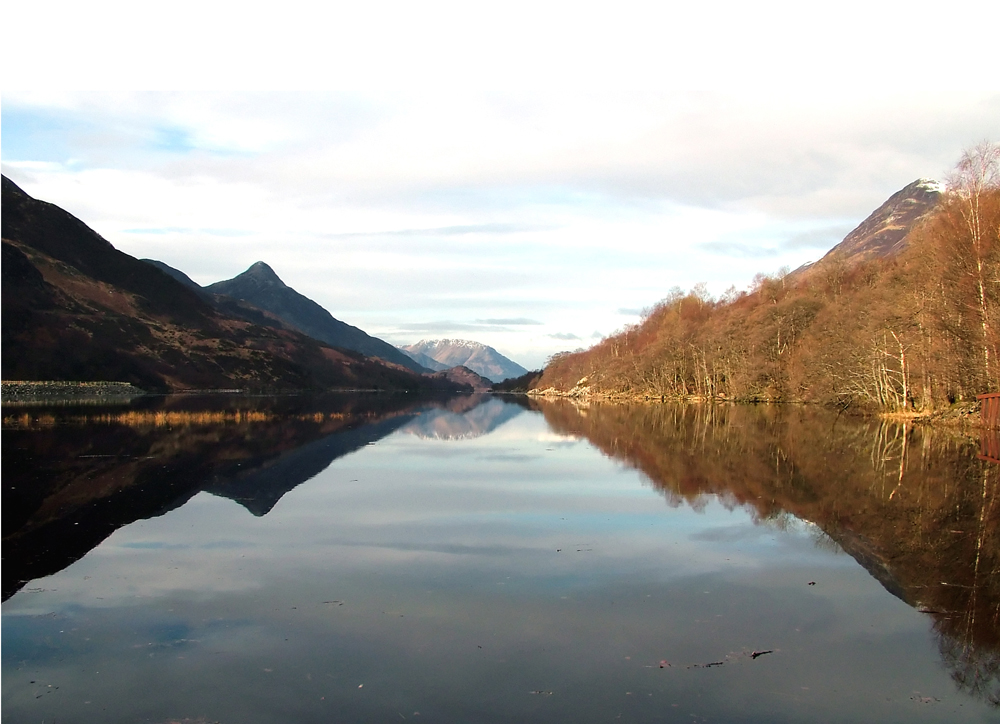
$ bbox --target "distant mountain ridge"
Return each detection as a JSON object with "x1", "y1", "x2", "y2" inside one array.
[
  {"x1": 400, "y1": 339, "x2": 528, "y2": 382},
  {"x1": 425, "y1": 365, "x2": 494, "y2": 391},
  {"x1": 401, "y1": 349, "x2": 449, "y2": 372},
  {"x1": 142, "y1": 258, "x2": 205, "y2": 293}
]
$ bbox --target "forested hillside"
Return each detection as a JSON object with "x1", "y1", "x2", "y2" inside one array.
[{"x1": 535, "y1": 144, "x2": 1000, "y2": 411}]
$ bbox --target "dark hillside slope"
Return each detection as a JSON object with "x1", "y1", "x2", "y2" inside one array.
[
  {"x1": 142, "y1": 258, "x2": 207, "y2": 295},
  {"x1": 2, "y1": 176, "x2": 214, "y2": 327},
  {"x1": 206, "y1": 262, "x2": 429, "y2": 374},
  {"x1": 0, "y1": 176, "x2": 447, "y2": 392},
  {"x1": 141, "y1": 258, "x2": 310, "y2": 332}
]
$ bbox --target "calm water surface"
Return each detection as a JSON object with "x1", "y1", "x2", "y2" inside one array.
[{"x1": 3, "y1": 394, "x2": 998, "y2": 723}]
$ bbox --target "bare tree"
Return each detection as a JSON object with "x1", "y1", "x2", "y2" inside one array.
[{"x1": 947, "y1": 141, "x2": 1000, "y2": 383}]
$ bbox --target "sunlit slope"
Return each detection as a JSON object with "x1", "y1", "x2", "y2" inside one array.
[{"x1": 535, "y1": 174, "x2": 1000, "y2": 410}]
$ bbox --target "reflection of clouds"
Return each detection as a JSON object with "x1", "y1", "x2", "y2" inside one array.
[
  {"x1": 5, "y1": 399, "x2": 998, "y2": 721},
  {"x1": 8, "y1": 415, "x2": 775, "y2": 612},
  {"x1": 476, "y1": 453, "x2": 542, "y2": 463},
  {"x1": 401, "y1": 398, "x2": 524, "y2": 440},
  {"x1": 689, "y1": 524, "x2": 784, "y2": 543},
  {"x1": 536, "y1": 432, "x2": 579, "y2": 443}
]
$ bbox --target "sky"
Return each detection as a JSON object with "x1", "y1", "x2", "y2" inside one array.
[{"x1": 3, "y1": 5, "x2": 999, "y2": 370}]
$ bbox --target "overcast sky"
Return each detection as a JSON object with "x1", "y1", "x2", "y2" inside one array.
[{"x1": 3, "y1": 5, "x2": 999, "y2": 369}]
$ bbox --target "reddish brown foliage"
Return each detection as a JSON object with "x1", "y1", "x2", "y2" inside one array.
[{"x1": 536, "y1": 188, "x2": 1000, "y2": 411}]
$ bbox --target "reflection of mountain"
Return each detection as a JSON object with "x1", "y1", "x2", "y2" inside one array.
[
  {"x1": 533, "y1": 399, "x2": 1000, "y2": 707},
  {"x1": 204, "y1": 414, "x2": 412, "y2": 516},
  {"x1": 401, "y1": 396, "x2": 524, "y2": 440},
  {"x1": 1, "y1": 393, "x2": 475, "y2": 600}
]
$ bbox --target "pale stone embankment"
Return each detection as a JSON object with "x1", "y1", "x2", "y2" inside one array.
[
  {"x1": 2, "y1": 380, "x2": 146, "y2": 402},
  {"x1": 527, "y1": 376, "x2": 733, "y2": 404},
  {"x1": 527, "y1": 377, "x2": 985, "y2": 430}
]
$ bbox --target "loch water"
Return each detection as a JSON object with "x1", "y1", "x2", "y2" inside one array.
[{"x1": 2, "y1": 393, "x2": 998, "y2": 723}]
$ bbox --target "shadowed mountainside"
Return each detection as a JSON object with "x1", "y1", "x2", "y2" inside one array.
[
  {"x1": 1, "y1": 176, "x2": 448, "y2": 393},
  {"x1": 400, "y1": 348, "x2": 449, "y2": 372},
  {"x1": 204, "y1": 261, "x2": 428, "y2": 374},
  {"x1": 425, "y1": 365, "x2": 494, "y2": 391}
]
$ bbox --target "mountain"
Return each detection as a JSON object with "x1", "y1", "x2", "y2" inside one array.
[
  {"x1": 204, "y1": 262, "x2": 428, "y2": 374},
  {"x1": 142, "y1": 257, "x2": 319, "y2": 331},
  {"x1": 400, "y1": 348, "x2": 449, "y2": 372},
  {"x1": 531, "y1": 167, "x2": 1000, "y2": 411},
  {"x1": 425, "y1": 365, "x2": 494, "y2": 391},
  {"x1": 791, "y1": 178, "x2": 943, "y2": 281},
  {"x1": 142, "y1": 258, "x2": 206, "y2": 294},
  {"x1": 0, "y1": 175, "x2": 450, "y2": 393},
  {"x1": 400, "y1": 339, "x2": 528, "y2": 382}
]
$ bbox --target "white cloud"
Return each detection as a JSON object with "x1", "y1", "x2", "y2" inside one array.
[{"x1": 3, "y1": 88, "x2": 999, "y2": 369}]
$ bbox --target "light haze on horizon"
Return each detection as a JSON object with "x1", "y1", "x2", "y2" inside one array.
[{"x1": 2, "y1": 8, "x2": 999, "y2": 369}]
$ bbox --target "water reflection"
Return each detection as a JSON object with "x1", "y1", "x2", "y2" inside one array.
[
  {"x1": 3, "y1": 395, "x2": 999, "y2": 722},
  {"x1": 400, "y1": 396, "x2": 524, "y2": 440},
  {"x1": 2, "y1": 393, "x2": 467, "y2": 600},
  {"x1": 532, "y1": 400, "x2": 1000, "y2": 707}
]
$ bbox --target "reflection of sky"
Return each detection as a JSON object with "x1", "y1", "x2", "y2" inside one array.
[{"x1": 3, "y1": 403, "x2": 992, "y2": 723}]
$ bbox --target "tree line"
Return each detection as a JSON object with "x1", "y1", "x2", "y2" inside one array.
[{"x1": 535, "y1": 143, "x2": 1000, "y2": 411}]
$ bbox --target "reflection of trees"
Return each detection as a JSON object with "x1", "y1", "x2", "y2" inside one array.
[
  {"x1": 940, "y1": 617, "x2": 1000, "y2": 707},
  {"x1": 937, "y1": 460, "x2": 1000, "y2": 707},
  {"x1": 532, "y1": 399, "x2": 1000, "y2": 707}
]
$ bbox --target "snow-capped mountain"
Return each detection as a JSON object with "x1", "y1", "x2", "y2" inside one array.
[
  {"x1": 399, "y1": 339, "x2": 529, "y2": 383},
  {"x1": 789, "y1": 178, "x2": 944, "y2": 282}
]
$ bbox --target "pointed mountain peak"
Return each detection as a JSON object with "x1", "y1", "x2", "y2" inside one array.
[
  {"x1": 791, "y1": 179, "x2": 944, "y2": 284},
  {"x1": 234, "y1": 261, "x2": 287, "y2": 288},
  {"x1": 902, "y1": 177, "x2": 945, "y2": 196}
]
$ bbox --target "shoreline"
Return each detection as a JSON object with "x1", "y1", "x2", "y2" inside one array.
[
  {"x1": 0, "y1": 381, "x2": 484, "y2": 406},
  {"x1": 1, "y1": 380, "x2": 148, "y2": 405},
  {"x1": 525, "y1": 387, "x2": 985, "y2": 430}
]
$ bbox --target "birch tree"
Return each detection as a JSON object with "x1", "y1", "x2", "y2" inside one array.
[{"x1": 947, "y1": 141, "x2": 1000, "y2": 384}]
